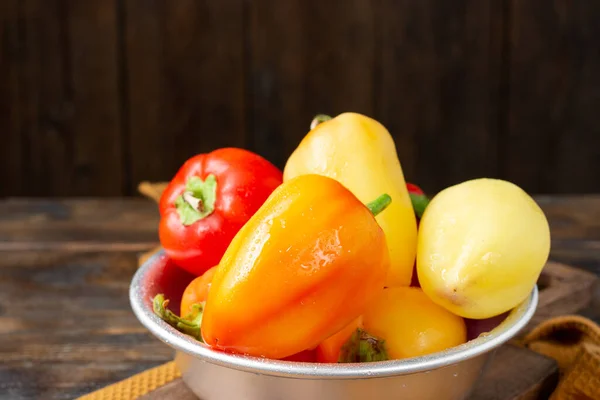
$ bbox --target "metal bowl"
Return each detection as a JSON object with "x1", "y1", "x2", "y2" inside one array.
[{"x1": 130, "y1": 250, "x2": 538, "y2": 400}]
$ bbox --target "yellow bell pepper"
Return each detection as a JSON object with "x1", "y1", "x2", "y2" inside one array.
[{"x1": 283, "y1": 112, "x2": 417, "y2": 287}]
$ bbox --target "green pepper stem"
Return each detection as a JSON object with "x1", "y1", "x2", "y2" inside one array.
[
  {"x1": 152, "y1": 294, "x2": 205, "y2": 342},
  {"x1": 338, "y1": 328, "x2": 389, "y2": 363},
  {"x1": 409, "y1": 193, "x2": 430, "y2": 219},
  {"x1": 175, "y1": 174, "x2": 218, "y2": 226},
  {"x1": 310, "y1": 114, "x2": 332, "y2": 130},
  {"x1": 366, "y1": 194, "x2": 392, "y2": 216}
]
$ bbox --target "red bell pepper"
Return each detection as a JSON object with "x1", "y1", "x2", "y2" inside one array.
[
  {"x1": 158, "y1": 148, "x2": 283, "y2": 276},
  {"x1": 282, "y1": 349, "x2": 318, "y2": 362}
]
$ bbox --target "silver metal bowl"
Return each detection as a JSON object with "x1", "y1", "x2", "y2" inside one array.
[{"x1": 130, "y1": 250, "x2": 538, "y2": 400}]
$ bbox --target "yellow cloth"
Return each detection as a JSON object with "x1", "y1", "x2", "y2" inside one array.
[
  {"x1": 519, "y1": 315, "x2": 600, "y2": 400},
  {"x1": 76, "y1": 361, "x2": 180, "y2": 400},
  {"x1": 78, "y1": 182, "x2": 600, "y2": 399}
]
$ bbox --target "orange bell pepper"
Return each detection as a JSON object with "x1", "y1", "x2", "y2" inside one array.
[
  {"x1": 153, "y1": 266, "x2": 217, "y2": 342},
  {"x1": 180, "y1": 266, "x2": 217, "y2": 316},
  {"x1": 155, "y1": 265, "x2": 320, "y2": 361},
  {"x1": 201, "y1": 174, "x2": 392, "y2": 359}
]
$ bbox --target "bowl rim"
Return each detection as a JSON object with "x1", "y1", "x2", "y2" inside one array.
[{"x1": 130, "y1": 250, "x2": 539, "y2": 380}]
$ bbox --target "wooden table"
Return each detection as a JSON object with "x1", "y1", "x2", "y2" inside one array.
[{"x1": 0, "y1": 196, "x2": 599, "y2": 400}]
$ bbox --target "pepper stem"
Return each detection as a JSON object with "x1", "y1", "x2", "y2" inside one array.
[
  {"x1": 310, "y1": 114, "x2": 332, "y2": 130},
  {"x1": 152, "y1": 294, "x2": 205, "y2": 342},
  {"x1": 175, "y1": 174, "x2": 217, "y2": 226},
  {"x1": 366, "y1": 194, "x2": 392, "y2": 216},
  {"x1": 338, "y1": 328, "x2": 389, "y2": 363},
  {"x1": 182, "y1": 191, "x2": 203, "y2": 212},
  {"x1": 409, "y1": 193, "x2": 430, "y2": 219}
]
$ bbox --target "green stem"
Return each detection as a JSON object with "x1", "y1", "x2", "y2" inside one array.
[
  {"x1": 175, "y1": 174, "x2": 218, "y2": 226},
  {"x1": 409, "y1": 193, "x2": 430, "y2": 219},
  {"x1": 152, "y1": 294, "x2": 205, "y2": 342},
  {"x1": 310, "y1": 114, "x2": 332, "y2": 130},
  {"x1": 338, "y1": 328, "x2": 389, "y2": 363},
  {"x1": 366, "y1": 194, "x2": 392, "y2": 216}
]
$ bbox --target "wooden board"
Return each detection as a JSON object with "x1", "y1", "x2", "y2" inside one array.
[
  {"x1": 2, "y1": 2, "x2": 600, "y2": 197},
  {"x1": 138, "y1": 261, "x2": 597, "y2": 400},
  {"x1": 0, "y1": 250, "x2": 171, "y2": 400},
  {"x1": 375, "y1": 0, "x2": 502, "y2": 191},
  {"x1": 247, "y1": 0, "x2": 377, "y2": 169},
  {"x1": 0, "y1": 198, "x2": 159, "y2": 252},
  {"x1": 124, "y1": 0, "x2": 247, "y2": 194},
  {"x1": 2, "y1": 0, "x2": 125, "y2": 197},
  {"x1": 505, "y1": 0, "x2": 600, "y2": 194},
  {"x1": 0, "y1": 0, "x2": 22, "y2": 196},
  {"x1": 2, "y1": 2, "x2": 600, "y2": 196},
  {"x1": 469, "y1": 345, "x2": 557, "y2": 400}
]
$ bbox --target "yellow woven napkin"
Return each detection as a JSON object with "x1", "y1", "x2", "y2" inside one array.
[
  {"x1": 77, "y1": 182, "x2": 600, "y2": 399},
  {"x1": 518, "y1": 315, "x2": 600, "y2": 400},
  {"x1": 77, "y1": 362, "x2": 180, "y2": 400}
]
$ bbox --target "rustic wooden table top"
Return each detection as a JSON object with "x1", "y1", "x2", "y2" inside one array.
[{"x1": 0, "y1": 196, "x2": 599, "y2": 400}]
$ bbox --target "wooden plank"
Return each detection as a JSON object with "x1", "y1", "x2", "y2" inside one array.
[
  {"x1": 469, "y1": 345, "x2": 558, "y2": 400},
  {"x1": 10, "y1": 1, "x2": 123, "y2": 197},
  {"x1": 527, "y1": 261, "x2": 599, "y2": 330},
  {"x1": 536, "y1": 195, "x2": 600, "y2": 278},
  {"x1": 536, "y1": 195, "x2": 600, "y2": 241},
  {"x1": 0, "y1": 250, "x2": 174, "y2": 399},
  {"x1": 248, "y1": 0, "x2": 376, "y2": 168},
  {"x1": 550, "y1": 240, "x2": 600, "y2": 281},
  {"x1": 376, "y1": 0, "x2": 502, "y2": 192},
  {"x1": 0, "y1": 0, "x2": 22, "y2": 197},
  {"x1": 17, "y1": 0, "x2": 71, "y2": 197},
  {"x1": 505, "y1": 0, "x2": 600, "y2": 194},
  {"x1": 0, "y1": 198, "x2": 159, "y2": 250},
  {"x1": 125, "y1": 0, "x2": 247, "y2": 191},
  {"x1": 0, "y1": 362, "x2": 168, "y2": 400},
  {"x1": 66, "y1": 0, "x2": 123, "y2": 196}
]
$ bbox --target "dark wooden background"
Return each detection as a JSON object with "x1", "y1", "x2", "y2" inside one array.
[{"x1": 1, "y1": 1, "x2": 599, "y2": 198}]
